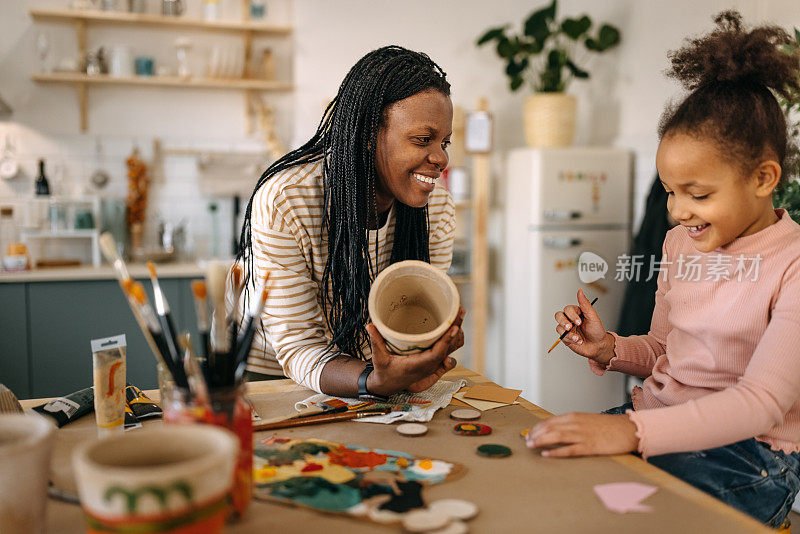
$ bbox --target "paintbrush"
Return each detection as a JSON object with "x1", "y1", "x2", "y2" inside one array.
[
  {"x1": 252, "y1": 407, "x2": 390, "y2": 431},
  {"x1": 206, "y1": 261, "x2": 230, "y2": 356},
  {"x1": 190, "y1": 280, "x2": 210, "y2": 360},
  {"x1": 547, "y1": 296, "x2": 599, "y2": 354},
  {"x1": 98, "y1": 233, "x2": 177, "y2": 381},
  {"x1": 229, "y1": 264, "x2": 244, "y2": 339},
  {"x1": 233, "y1": 274, "x2": 270, "y2": 384},
  {"x1": 127, "y1": 281, "x2": 184, "y2": 386},
  {"x1": 147, "y1": 262, "x2": 187, "y2": 386},
  {"x1": 177, "y1": 332, "x2": 210, "y2": 405}
]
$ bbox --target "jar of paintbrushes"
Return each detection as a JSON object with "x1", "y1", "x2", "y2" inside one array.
[
  {"x1": 161, "y1": 382, "x2": 253, "y2": 519},
  {"x1": 97, "y1": 233, "x2": 270, "y2": 522}
]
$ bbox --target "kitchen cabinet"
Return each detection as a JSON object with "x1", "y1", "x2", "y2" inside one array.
[
  {"x1": 0, "y1": 284, "x2": 30, "y2": 398},
  {"x1": 0, "y1": 276, "x2": 201, "y2": 399}
]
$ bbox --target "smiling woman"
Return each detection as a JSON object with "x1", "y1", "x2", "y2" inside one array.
[{"x1": 230, "y1": 46, "x2": 465, "y2": 398}]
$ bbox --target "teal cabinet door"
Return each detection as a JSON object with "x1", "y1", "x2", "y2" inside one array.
[
  {"x1": 0, "y1": 283, "x2": 30, "y2": 398},
  {"x1": 27, "y1": 279, "x2": 186, "y2": 398}
]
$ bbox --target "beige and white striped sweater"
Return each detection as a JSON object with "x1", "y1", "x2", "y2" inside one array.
[{"x1": 233, "y1": 161, "x2": 456, "y2": 392}]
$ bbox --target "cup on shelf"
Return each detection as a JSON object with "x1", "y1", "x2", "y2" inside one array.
[
  {"x1": 134, "y1": 56, "x2": 155, "y2": 76},
  {"x1": 108, "y1": 45, "x2": 133, "y2": 78},
  {"x1": 0, "y1": 414, "x2": 56, "y2": 534},
  {"x1": 161, "y1": 0, "x2": 185, "y2": 16},
  {"x1": 249, "y1": 0, "x2": 266, "y2": 19}
]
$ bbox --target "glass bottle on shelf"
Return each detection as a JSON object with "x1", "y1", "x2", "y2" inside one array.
[{"x1": 35, "y1": 159, "x2": 50, "y2": 196}]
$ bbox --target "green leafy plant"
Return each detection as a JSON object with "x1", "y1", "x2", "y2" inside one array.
[
  {"x1": 476, "y1": 0, "x2": 621, "y2": 93},
  {"x1": 775, "y1": 28, "x2": 800, "y2": 223}
]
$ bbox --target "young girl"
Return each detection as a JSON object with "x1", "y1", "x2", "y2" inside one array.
[
  {"x1": 232, "y1": 46, "x2": 465, "y2": 398},
  {"x1": 528, "y1": 12, "x2": 800, "y2": 527}
]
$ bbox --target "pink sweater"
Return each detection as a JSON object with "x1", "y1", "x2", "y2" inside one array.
[{"x1": 592, "y1": 209, "x2": 800, "y2": 458}]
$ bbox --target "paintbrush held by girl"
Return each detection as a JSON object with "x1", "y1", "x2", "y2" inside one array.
[
  {"x1": 228, "y1": 46, "x2": 466, "y2": 399},
  {"x1": 528, "y1": 12, "x2": 800, "y2": 528}
]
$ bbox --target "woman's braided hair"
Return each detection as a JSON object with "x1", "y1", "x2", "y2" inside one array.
[{"x1": 236, "y1": 45, "x2": 450, "y2": 361}]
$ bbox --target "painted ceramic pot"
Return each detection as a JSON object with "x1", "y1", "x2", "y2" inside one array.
[
  {"x1": 72, "y1": 425, "x2": 237, "y2": 534},
  {"x1": 368, "y1": 260, "x2": 460, "y2": 355},
  {"x1": 0, "y1": 414, "x2": 55, "y2": 534}
]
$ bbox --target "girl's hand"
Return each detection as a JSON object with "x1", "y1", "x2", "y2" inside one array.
[
  {"x1": 526, "y1": 413, "x2": 640, "y2": 457},
  {"x1": 366, "y1": 307, "x2": 465, "y2": 395},
  {"x1": 554, "y1": 289, "x2": 615, "y2": 366}
]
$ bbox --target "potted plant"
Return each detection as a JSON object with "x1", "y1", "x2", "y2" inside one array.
[
  {"x1": 477, "y1": 0, "x2": 620, "y2": 147},
  {"x1": 775, "y1": 28, "x2": 800, "y2": 222}
]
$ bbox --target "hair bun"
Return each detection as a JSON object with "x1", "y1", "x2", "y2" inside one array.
[{"x1": 667, "y1": 10, "x2": 799, "y2": 99}]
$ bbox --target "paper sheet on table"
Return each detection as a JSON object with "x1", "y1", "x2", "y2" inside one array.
[
  {"x1": 295, "y1": 379, "x2": 466, "y2": 424},
  {"x1": 462, "y1": 385, "x2": 521, "y2": 404},
  {"x1": 594, "y1": 482, "x2": 658, "y2": 513},
  {"x1": 452, "y1": 391, "x2": 519, "y2": 411}
]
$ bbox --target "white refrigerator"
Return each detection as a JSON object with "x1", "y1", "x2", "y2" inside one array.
[{"x1": 503, "y1": 147, "x2": 632, "y2": 415}]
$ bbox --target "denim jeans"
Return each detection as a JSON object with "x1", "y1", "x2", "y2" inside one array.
[{"x1": 604, "y1": 402, "x2": 800, "y2": 528}]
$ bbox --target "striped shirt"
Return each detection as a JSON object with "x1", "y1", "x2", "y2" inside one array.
[{"x1": 233, "y1": 161, "x2": 456, "y2": 392}]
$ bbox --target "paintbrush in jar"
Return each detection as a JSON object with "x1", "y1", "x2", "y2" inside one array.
[
  {"x1": 127, "y1": 281, "x2": 186, "y2": 387},
  {"x1": 98, "y1": 233, "x2": 177, "y2": 382},
  {"x1": 229, "y1": 264, "x2": 244, "y2": 339},
  {"x1": 147, "y1": 262, "x2": 186, "y2": 385},
  {"x1": 206, "y1": 261, "x2": 230, "y2": 356},
  {"x1": 233, "y1": 273, "x2": 270, "y2": 385},
  {"x1": 177, "y1": 332, "x2": 210, "y2": 405},
  {"x1": 190, "y1": 280, "x2": 211, "y2": 361}
]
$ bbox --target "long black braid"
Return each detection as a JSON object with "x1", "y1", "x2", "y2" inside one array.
[{"x1": 236, "y1": 45, "x2": 450, "y2": 362}]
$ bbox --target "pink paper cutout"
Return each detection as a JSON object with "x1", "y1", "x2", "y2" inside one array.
[{"x1": 594, "y1": 482, "x2": 658, "y2": 513}]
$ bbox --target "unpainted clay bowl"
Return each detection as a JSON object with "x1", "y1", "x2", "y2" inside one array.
[
  {"x1": 72, "y1": 425, "x2": 237, "y2": 532},
  {"x1": 368, "y1": 260, "x2": 460, "y2": 355}
]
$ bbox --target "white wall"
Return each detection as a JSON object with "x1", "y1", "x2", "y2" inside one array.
[{"x1": 2, "y1": 0, "x2": 799, "y2": 380}]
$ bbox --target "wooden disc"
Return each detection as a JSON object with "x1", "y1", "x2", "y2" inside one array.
[
  {"x1": 402, "y1": 509, "x2": 451, "y2": 533},
  {"x1": 476, "y1": 444, "x2": 512, "y2": 458},
  {"x1": 429, "y1": 499, "x2": 479, "y2": 520},
  {"x1": 429, "y1": 520, "x2": 468, "y2": 534},
  {"x1": 397, "y1": 423, "x2": 428, "y2": 437},
  {"x1": 453, "y1": 423, "x2": 492, "y2": 436},
  {"x1": 449, "y1": 409, "x2": 481, "y2": 421}
]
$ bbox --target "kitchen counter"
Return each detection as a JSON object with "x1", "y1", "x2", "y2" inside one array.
[{"x1": 0, "y1": 261, "x2": 207, "y2": 282}]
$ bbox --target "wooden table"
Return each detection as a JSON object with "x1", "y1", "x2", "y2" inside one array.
[{"x1": 22, "y1": 367, "x2": 771, "y2": 533}]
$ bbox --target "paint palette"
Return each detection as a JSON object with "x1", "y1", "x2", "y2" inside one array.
[{"x1": 253, "y1": 437, "x2": 464, "y2": 525}]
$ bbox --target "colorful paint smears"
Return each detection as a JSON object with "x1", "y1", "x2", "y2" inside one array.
[
  {"x1": 453, "y1": 423, "x2": 492, "y2": 436},
  {"x1": 253, "y1": 438, "x2": 462, "y2": 525}
]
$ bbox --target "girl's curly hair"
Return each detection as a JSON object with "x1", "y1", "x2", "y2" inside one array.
[{"x1": 659, "y1": 11, "x2": 800, "y2": 182}]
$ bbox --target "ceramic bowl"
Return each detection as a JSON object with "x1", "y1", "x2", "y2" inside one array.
[
  {"x1": 368, "y1": 260, "x2": 460, "y2": 355},
  {"x1": 72, "y1": 425, "x2": 238, "y2": 534},
  {"x1": 0, "y1": 414, "x2": 55, "y2": 534}
]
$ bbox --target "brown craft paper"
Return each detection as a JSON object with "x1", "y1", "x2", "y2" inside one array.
[
  {"x1": 461, "y1": 385, "x2": 521, "y2": 405},
  {"x1": 34, "y1": 385, "x2": 769, "y2": 534}
]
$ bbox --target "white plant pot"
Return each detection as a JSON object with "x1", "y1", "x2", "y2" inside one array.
[{"x1": 524, "y1": 93, "x2": 577, "y2": 147}]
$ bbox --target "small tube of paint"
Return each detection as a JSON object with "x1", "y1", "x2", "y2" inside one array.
[
  {"x1": 31, "y1": 386, "x2": 94, "y2": 427},
  {"x1": 91, "y1": 334, "x2": 127, "y2": 437}
]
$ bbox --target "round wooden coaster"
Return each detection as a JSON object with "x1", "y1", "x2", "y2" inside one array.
[
  {"x1": 452, "y1": 423, "x2": 492, "y2": 436},
  {"x1": 429, "y1": 499, "x2": 479, "y2": 520},
  {"x1": 449, "y1": 409, "x2": 481, "y2": 421},
  {"x1": 402, "y1": 509, "x2": 451, "y2": 533},
  {"x1": 397, "y1": 423, "x2": 428, "y2": 437},
  {"x1": 476, "y1": 444, "x2": 512, "y2": 458},
  {"x1": 429, "y1": 520, "x2": 468, "y2": 534}
]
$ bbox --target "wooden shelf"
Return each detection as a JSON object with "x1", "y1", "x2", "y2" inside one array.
[
  {"x1": 29, "y1": 8, "x2": 292, "y2": 35},
  {"x1": 33, "y1": 72, "x2": 293, "y2": 92}
]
